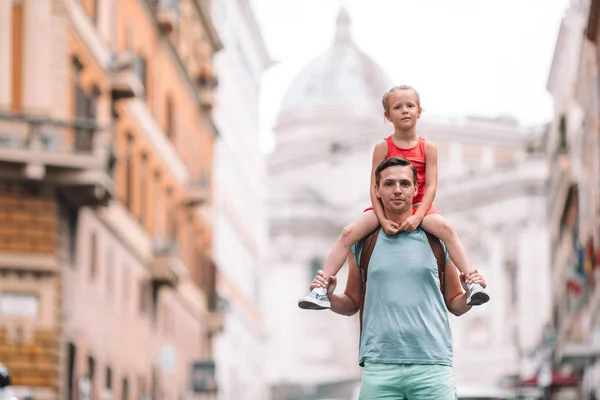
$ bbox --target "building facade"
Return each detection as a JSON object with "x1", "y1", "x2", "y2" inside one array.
[
  {"x1": 265, "y1": 9, "x2": 389, "y2": 400},
  {"x1": 0, "y1": 0, "x2": 223, "y2": 399},
  {"x1": 209, "y1": 0, "x2": 273, "y2": 399},
  {"x1": 265, "y1": 8, "x2": 552, "y2": 400},
  {"x1": 428, "y1": 116, "x2": 550, "y2": 398},
  {"x1": 544, "y1": 0, "x2": 600, "y2": 398}
]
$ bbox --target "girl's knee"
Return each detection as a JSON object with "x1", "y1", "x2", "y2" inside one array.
[
  {"x1": 428, "y1": 217, "x2": 456, "y2": 240},
  {"x1": 340, "y1": 225, "x2": 356, "y2": 245},
  {"x1": 440, "y1": 219, "x2": 456, "y2": 237}
]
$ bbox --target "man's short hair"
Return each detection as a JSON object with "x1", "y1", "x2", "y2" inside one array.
[{"x1": 375, "y1": 157, "x2": 418, "y2": 186}]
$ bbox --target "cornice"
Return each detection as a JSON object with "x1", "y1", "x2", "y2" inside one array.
[{"x1": 436, "y1": 161, "x2": 549, "y2": 213}]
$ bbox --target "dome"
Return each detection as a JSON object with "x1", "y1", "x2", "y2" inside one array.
[{"x1": 278, "y1": 8, "x2": 392, "y2": 119}]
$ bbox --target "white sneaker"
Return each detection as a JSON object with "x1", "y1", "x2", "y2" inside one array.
[
  {"x1": 467, "y1": 283, "x2": 490, "y2": 306},
  {"x1": 298, "y1": 287, "x2": 331, "y2": 310}
]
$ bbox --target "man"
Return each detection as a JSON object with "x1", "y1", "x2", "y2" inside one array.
[{"x1": 311, "y1": 156, "x2": 487, "y2": 399}]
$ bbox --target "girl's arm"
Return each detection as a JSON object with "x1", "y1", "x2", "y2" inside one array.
[
  {"x1": 370, "y1": 141, "x2": 398, "y2": 234},
  {"x1": 414, "y1": 140, "x2": 438, "y2": 220},
  {"x1": 399, "y1": 140, "x2": 438, "y2": 232}
]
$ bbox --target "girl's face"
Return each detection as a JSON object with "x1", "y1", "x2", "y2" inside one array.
[{"x1": 384, "y1": 90, "x2": 422, "y2": 130}]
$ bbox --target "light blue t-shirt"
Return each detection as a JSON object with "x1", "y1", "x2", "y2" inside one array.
[{"x1": 351, "y1": 228, "x2": 453, "y2": 367}]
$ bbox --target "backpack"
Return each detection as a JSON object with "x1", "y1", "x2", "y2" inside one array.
[{"x1": 357, "y1": 229, "x2": 447, "y2": 337}]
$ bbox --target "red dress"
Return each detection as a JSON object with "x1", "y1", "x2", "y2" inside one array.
[{"x1": 366, "y1": 135, "x2": 441, "y2": 216}]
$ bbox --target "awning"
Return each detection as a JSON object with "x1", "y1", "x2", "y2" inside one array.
[
  {"x1": 557, "y1": 341, "x2": 600, "y2": 366},
  {"x1": 514, "y1": 371, "x2": 579, "y2": 388}
]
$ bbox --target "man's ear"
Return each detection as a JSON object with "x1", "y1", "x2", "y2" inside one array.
[{"x1": 375, "y1": 184, "x2": 382, "y2": 199}]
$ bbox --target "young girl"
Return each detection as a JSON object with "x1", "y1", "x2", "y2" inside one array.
[{"x1": 298, "y1": 85, "x2": 489, "y2": 309}]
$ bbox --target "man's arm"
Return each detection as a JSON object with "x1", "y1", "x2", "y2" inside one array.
[
  {"x1": 443, "y1": 259, "x2": 487, "y2": 315},
  {"x1": 329, "y1": 252, "x2": 363, "y2": 316},
  {"x1": 443, "y1": 259, "x2": 470, "y2": 316}
]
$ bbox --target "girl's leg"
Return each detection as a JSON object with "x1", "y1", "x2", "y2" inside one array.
[
  {"x1": 321, "y1": 210, "x2": 380, "y2": 278},
  {"x1": 299, "y1": 210, "x2": 380, "y2": 310},
  {"x1": 420, "y1": 214, "x2": 474, "y2": 275},
  {"x1": 421, "y1": 213, "x2": 489, "y2": 305}
]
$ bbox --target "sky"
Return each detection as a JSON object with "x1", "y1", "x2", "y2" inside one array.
[{"x1": 253, "y1": 0, "x2": 569, "y2": 153}]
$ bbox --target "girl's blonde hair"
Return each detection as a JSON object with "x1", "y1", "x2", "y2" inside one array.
[{"x1": 381, "y1": 85, "x2": 421, "y2": 112}]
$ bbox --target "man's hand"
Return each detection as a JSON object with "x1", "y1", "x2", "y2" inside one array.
[
  {"x1": 459, "y1": 270, "x2": 487, "y2": 292},
  {"x1": 309, "y1": 270, "x2": 337, "y2": 296},
  {"x1": 400, "y1": 214, "x2": 422, "y2": 232},
  {"x1": 381, "y1": 219, "x2": 400, "y2": 236}
]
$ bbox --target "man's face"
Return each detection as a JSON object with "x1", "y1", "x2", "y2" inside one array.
[{"x1": 376, "y1": 165, "x2": 417, "y2": 214}]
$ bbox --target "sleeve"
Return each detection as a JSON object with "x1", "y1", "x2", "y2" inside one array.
[
  {"x1": 350, "y1": 241, "x2": 363, "y2": 266},
  {"x1": 441, "y1": 241, "x2": 451, "y2": 263}
]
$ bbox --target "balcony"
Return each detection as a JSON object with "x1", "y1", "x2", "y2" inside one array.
[
  {"x1": 0, "y1": 113, "x2": 115, "y2": 207},
  {"x1": 195, "y1": 68, "x2": 218, "y2": 113},
  {"x1": 186, "y1": 178, "x2": 209, "y2": 207},
  {"x1": 110, "y1": 51, "x2": 146, "y2": 100},
  {"x1": 154, "y1": 0, "x2": 179, "y2": 35},
  {"x1": 205, "y1": 293, "x2": 226, "y2": 335},
  {"x1": 207, "y1": 310, "x2": 225, "y2": 335},
  {"x1": 150, "y1": 238, "x2": 185, "y2": 289}
]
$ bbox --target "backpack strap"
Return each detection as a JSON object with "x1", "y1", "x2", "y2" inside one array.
[
  {"x1": 425, "y1": 231, "x2": 446, "y2": 295},
  {"x1": 357, "y1": 229, "x2": 447, "y2": 341},
  {"x1": 358, "y1": 228, "x2": 380, "y2": 336}
]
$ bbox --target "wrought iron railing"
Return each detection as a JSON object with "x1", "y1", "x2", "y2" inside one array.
[{"x1": 0, "y1": 112, "x2": 104, "y2": 154}]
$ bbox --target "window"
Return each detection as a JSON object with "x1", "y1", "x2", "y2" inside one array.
[
  {"x1": 122, "y1": 377, "x2": 129, "y2": 400},
  {"x1": 166, "y1": 187, "x2": 177, "y2": 240},
  {"x1": 58, "y1": 200, "x2": 79, "y2": 264},
  {"x1": 153, "y1": 171, "x2": 162, "y2": 235},
  {"x1": 72, "y1": 56, "x2": 84, "y2": 112},
  {"x1": 73, "y1": 72, "x2": 99, "y2": 152},
  {"x1": 11, "y1": 1, "x2": 24, "y2": 112},
  {"x1": 140, "y1": 153, "x2": 148, "y2": 225},
  {"x1": 105, "y1": 366, "x2": 112, "y2": 390},
  {"x1": 67, "y1": 207, "x2": 78, "y2": 264},
  {"x1": 125, "y1": 134, "x2": 134, "y2": 209},
  {"x1": 165, "y1": 96, "x2": 175, "y2": 140},
  {"x1": 87, "y1": 355, "x2": 96, "y2": 389},
  {"x1": 67, "y1": 343, "x2": 76, "y2": 400},
  {"x1": 90, "y1": 232, "x2": 98, "y2": 280},
  {"x1": 558, "y1": 115, "x2": 567, "y2": 152}
]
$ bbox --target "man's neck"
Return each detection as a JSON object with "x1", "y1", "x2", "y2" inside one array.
[{"x1": 385, "y1": 209, "x2": 413, "y2": 227}]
